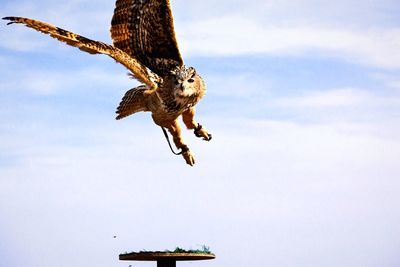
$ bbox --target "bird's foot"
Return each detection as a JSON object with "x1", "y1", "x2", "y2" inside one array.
[
  {"x1": 194, "y1": 123, "x2": 212, "y2": 141},
  {"x1": 181, "y1": 146, "x2": 195, "y2": 166}
]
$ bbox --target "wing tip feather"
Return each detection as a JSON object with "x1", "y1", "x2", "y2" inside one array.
[{"x1": 3, "y1": 16, "x2": 17, "y2": 25}]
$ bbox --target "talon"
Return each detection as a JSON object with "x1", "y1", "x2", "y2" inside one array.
[
  {"x1": 194, "y1": 123, "x2": 212, "y2": 141},
  {"x1": 182, "y1": 150, "x2": 195, "y2": 166},
  {"x1": 194, "y1": 123, "x2": 203, "y2": 137}
]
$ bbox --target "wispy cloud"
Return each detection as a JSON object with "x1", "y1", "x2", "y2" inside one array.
[
  {"x1": 265, "y1": 87, "x2": 400, "y2": 125},
  {"x1": 0, "y1": 56, "x2": 136, "y2": 95},
  {"x1": 271, "y1": 87, "x2": 400, "y2": 108},
  {"x1": 1, "y1": 0, "x2": 114, "y2": 52},
  {"x1": 2, "y1": 0, "x2": 113, "y2": 35},
  {"x1": 371, "y1": 72, "x2": 400, "y2": 90},
  {"x1": 1, "y1": 114, "x2": 400, "y2": 267},
  {"x1": 179, "y1": 15, "x2": 400, "y2": 69},
  {"x1": 1, "y1": 1, "x2": 400, "y2": 267},
  {"x1": 205, "y1": 73, "x2": 271, "y2": 99},
  {"x1": 3, "y1": 0, "x2": 400, "y2": 70}
]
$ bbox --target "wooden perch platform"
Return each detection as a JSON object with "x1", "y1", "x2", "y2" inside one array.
[{"x1": 119, "y1": 251, "x2": 215, "y2": 267}]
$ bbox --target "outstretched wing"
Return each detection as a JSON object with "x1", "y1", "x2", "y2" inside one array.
[
  {"x1": 110, "y1": 0, "x2": 184, "y2": 77},
  {"x1": 3, "y1": 16, "x2": 160, "y2": 87}
]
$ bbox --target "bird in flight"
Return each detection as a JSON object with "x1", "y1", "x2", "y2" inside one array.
[{"x1": 3, "y1": 0, "x2": 212, "y2": 166}]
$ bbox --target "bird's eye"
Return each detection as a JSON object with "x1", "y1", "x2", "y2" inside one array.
[
  {"x1": 175, "y1": 80, "x2": 180, "y2": 85},
  {"x1": 188, "y1": 78, "x2": 195, "y2": 83}
]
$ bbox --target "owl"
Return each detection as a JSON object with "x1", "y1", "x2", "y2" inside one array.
[{"x1": 3, "y1": 0, "x2": 212, "y2": 166}]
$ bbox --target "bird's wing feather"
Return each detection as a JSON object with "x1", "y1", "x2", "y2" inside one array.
[
  {"x1": 3, "y1": 16, "x2": 160, "y2": 87},
  {"x1": 110, "y1": 0, "x2": 183, "y2": 77}
]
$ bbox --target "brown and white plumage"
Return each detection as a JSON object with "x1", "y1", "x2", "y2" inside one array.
[
  {"x1": 116, "y1": 85, "x2": 150, "y2": 120},
  {"x1": 3, "y1": 0, "x2": 211, "y2": 166},
  {"x1": 111, "y1": 0, "x2": 183, "y2": 76}
]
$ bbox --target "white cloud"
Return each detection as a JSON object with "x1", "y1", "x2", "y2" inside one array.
[
  {"x1": 263, "y1": 87, "x2": 400, "y2": 126},
  {"x1": 0, "y1": 26, "x2": 48, "y2": 52},
  {"x1": 178, "y1": 15, "x2": 400, "y2": 69},
  {"x1": 3, "y1": 0, "x2": 400, "y2": 69},
  {"x1": 1, "y1": 1, "x2": 400, "y2": 267},
  {"x1": 0, "y1": 58, "x2": 136, "y2": 95},
  {"x1": 172, "y1": 0, "x2": 399, "y2": 27},
  {"x1": 1, "y1": 0, "x2": 113, "y2": 52},
  {"x1": 205, "y1": 73, "x2": 271, "y2": 98},
  {"x1": 371, "y1": 72, "x2": 400, "y2": 90},
  {"x1": 1, "y1": 116, "x2": 400, "y2": 267},
  {"x1": 2, "y1": 0, "x2": 113, "y2": 36},
  {"x1": 271, "y1": 87, "x2": 399, "y2": 108},
  {"x1": 274, "y1": 88, "x2": 364, "y2": 108}
]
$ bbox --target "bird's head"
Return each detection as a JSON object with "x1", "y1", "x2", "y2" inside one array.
[{"x1": 169, "y1": 65, "x2": 205, "y2": 99}]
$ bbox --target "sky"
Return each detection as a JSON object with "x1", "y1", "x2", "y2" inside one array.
[{"x1": 1, "y1": 0, "x2": 400, "y2": 267}]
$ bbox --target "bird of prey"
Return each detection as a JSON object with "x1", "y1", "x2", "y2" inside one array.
[{"x1": 3, "y1": 0, "x2": 212, "y2": 166}]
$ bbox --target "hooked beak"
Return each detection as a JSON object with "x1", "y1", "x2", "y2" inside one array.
[{"x1": 180, "y1": 83, "x2": 186, "y2": 91}]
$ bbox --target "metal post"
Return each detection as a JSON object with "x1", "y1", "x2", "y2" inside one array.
[{"x1": 157, "y1": 260, "x2": 176, "y2": 267}]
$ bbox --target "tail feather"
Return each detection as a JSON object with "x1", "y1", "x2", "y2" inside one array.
[{"x1": 116, "y1": 85, "x2": 151, "y2": 120}]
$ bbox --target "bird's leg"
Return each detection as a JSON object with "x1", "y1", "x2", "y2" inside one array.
[
  {"x1": 157, "y1": 118, "x2": 195, "y2": 166},
  {"x1": 182, "y1": 108, "x2": 212, "y2": 141}
]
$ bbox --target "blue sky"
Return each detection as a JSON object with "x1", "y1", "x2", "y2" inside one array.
[{"x1": 1, "y1": 0, "x2": 400, "y2": 267}]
